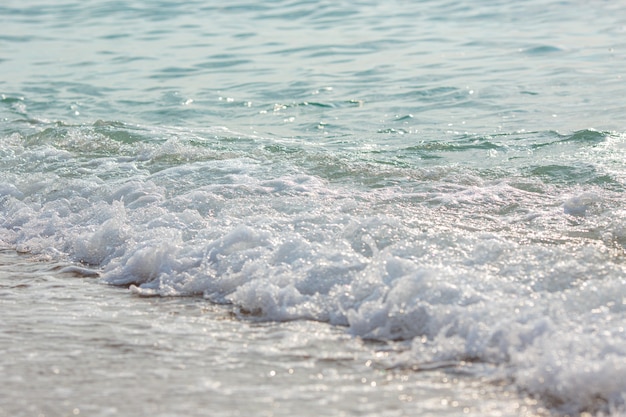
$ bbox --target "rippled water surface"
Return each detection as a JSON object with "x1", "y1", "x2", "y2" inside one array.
[{"x1": 2, "y1": 1, "x2": 626, "y2": 416}]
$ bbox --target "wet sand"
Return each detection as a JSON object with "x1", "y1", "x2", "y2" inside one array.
[{"x1": 0, "y1": 250, "x2": 541, "y2": 417}]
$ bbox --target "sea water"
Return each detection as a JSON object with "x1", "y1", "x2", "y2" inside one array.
[{"x1": 1, "y1": 1, "x2": 626, "y2": 416}]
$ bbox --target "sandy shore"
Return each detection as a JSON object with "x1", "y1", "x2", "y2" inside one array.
[{"x1": 0, "y1": 250, "x2": 540, "y2": 417}]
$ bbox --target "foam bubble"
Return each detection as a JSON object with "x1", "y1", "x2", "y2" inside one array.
[{"x1": 563, "y1": 192, "x2": 600, "y2": 216}]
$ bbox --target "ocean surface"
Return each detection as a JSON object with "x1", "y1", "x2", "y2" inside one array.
[{"x1": 2, "y1": 1, "x2": 626, "y2": 416}]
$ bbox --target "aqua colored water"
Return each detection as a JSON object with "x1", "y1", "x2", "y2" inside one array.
[{"x1": 2, "y1": 1, "x2": 626, "y2": 416}]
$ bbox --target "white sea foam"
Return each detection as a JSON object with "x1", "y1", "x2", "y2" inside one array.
[{"x1": 1, "y1": 127, "x2": 626, "y2": 415}]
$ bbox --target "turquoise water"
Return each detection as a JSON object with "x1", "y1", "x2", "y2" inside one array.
[
  {"x1": 2, "y1": 1, "x2": 626, "y2": 416},
  {"x1": 3, "y1": 1, "x2": 625, "y2": 134}
]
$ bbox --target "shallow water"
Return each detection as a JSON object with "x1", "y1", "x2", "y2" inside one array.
[
  {"x1": 0, "y1": 250, "x2": 541, "y2": 417},
  {"x1": 2, "y1": 0, "x2": 626, "y2": 415}
]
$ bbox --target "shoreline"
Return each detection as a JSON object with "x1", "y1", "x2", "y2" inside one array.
[{"x1": 0, "y1": 250, "x2": 541, "y2": 417}]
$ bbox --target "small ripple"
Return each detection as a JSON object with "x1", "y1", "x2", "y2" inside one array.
[{"x1": 521, "y1": 45, "x2": 565, "y2": 55}]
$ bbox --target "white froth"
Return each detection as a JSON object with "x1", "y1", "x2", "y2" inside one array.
[
  {"x1": 563, "y1": 192, "x2": 601, "y2": 217},
  {"x1": 2, "y1": 128, "x2": 626, "y2": 415}
]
